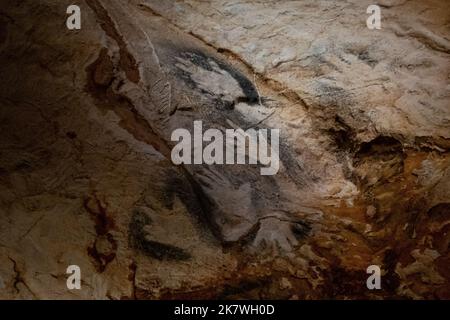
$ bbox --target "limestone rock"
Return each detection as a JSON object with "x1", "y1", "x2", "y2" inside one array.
[{"x1": 0, "y1": 0, "x2": 448, "y2": 299}]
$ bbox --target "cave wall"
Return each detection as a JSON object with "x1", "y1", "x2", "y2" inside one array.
[{"x1": 0, "y1": 0, "x2": 449, "y2": 299}]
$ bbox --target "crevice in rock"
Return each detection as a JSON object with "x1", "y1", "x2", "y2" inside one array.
[
  {"x1": 86, "y1": 0, "x2": 141, "y2": 83},
  {"x1": 8, "y1": 257, "x2": 37, "y2": 298}
]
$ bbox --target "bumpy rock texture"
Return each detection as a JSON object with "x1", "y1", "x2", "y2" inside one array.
[{"x1": 0, "y1": 0, "x2": 449, "y2": 299}]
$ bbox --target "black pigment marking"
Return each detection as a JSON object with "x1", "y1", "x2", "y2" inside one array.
[
  {"x1": 178, "y1": 50, "x2": 259, "y2": 104},
  {"x1": 317, "y1": 84, "x2": 354, "y2": 109},
  {"x1": 129, "y1": 209, "x2": 191, "y2": 261},
  {"x1": 357, "y1": 50, "x2": 378, "y2": 68},
  {"x1": 290, "y1": 220, "x2": 311, "y2": 240},
  {"x1": 164, "y1": 171, "x2": 218, "y2": 229}
]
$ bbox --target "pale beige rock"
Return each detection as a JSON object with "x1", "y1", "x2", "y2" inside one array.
[{"x1": 0, "y1": 0, "x2": 448, "y2": 299}]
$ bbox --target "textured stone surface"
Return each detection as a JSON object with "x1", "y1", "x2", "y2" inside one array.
[{"x1": 0, "y1": 0, "x2": 449, "y2": 299}]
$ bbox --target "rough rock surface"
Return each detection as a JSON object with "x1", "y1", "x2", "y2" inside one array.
[{"x1": 0, "y1": 0, "x2": 449, "y2": 299}]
